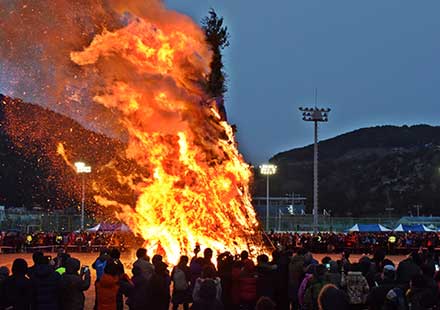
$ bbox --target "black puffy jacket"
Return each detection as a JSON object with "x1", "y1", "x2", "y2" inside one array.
[
  {"x1": 59, "y1": 258, "x2": 91, "y2": 310},
  {"x1": 1, "y1": 274, "x2": 32, "y2": 310},
  {"x1": 30, "y1": 264, "x2": 61, "y2": 310}
]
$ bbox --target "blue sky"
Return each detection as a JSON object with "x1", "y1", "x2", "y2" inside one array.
[{"x1": 165, "y1": 0, "x2": 440, "y2": 164}]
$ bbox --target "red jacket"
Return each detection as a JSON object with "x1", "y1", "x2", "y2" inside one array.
[
  {"x1": 239, "y1": 271, "x2": 257, "y2": 303},
  {"x1": 96, "y1": 274, "x2": 119, "y2": 310}
]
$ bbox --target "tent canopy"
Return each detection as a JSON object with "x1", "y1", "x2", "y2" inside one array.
[
  {"x1": 394, "y1": 224, "x2": 436, "y2": 232},
  {"x1": 85, "y1": 223, "x2": 131, "y2": 233},
  {"x1": 347, "y1": 224, "x2": 391, "y2": 232}
]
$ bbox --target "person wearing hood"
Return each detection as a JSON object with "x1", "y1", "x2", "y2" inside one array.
[
  {"x1": 1, "y1": 258, "x2": 32, "y2": 310},
  {"x1": 367, "y1": 265, "x2": 397, "y2": 310},
  {"x1": 29, "y1": 255, "x2": 61, "y2": 310},
  {"x1": 59, "y1": 257, "x2": 91, "y2": 310}
]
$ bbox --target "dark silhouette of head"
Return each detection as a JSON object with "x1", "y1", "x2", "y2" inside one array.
[
  {"x1": 152, "y1": 254, "x2": 163, "y2": 266},
  {"x1": 203, "y1": 248, "x2": 213, "y2": 260},
  {"x1": 257, "y1": 254, "x2": 269, "y2": 264},
  {"x1": 178, "y1": 255, "x2": 189, "y2": 267},
  {"x1": 12, "y1": 258, "x2": 28, "y2": 276},
  {"x1": 32, "y1": 251, "x2": 44, "y2": 265},
  {"x1": 109, "y1": 248, "x2": 121, "y2": 260},
  {"x1": 136, "y1": 248, "x2": 147, "y2": 259}
]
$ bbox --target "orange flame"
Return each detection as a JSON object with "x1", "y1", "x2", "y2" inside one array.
[
  {"x1": 69, "y1": 15, "x2": 265, "y2": 263},
  {"x1": 2, "y1": 1, "x2": 265, "y2": 264}
]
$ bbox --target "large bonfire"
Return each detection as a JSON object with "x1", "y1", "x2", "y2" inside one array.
[{"x1": 0, "y1": 0, "x2": 264, "y2": 263}]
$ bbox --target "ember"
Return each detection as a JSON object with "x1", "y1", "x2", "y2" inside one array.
[{"x1": 1, "y1": 0, "x2": 265, "y2": 263}]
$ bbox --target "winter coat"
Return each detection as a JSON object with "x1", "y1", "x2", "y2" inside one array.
[
  {"x1": 366, "y1": 279, "x2": 397, "y2": 310},
  {"x1": 1, "y1": 274, "x2": 32, "y2": 310},
  {"x1": 396, "y1": 259, "x2": 421, "y2": 288},
  {"x1": 59, "y1": 258, "x2": 91, "y2": 310},
  {"x1": 341, "y1": 271, "x2": 369, "y2": 305},
  {"x1": 239, "y1": 271, "x2": 258, "y2": 303},
  {"x1": 96, "y1": 274, "x2": 120, "y2": 310},
  {"x1": 149, "y1": 269, "x2": 171, "y2": 310},
  {"x1": 92, "y1": 257, "x2": 108, "y2": 282},
  {"x1": 256, "y1": 263, "x2": 277, "y2": 300},
  {"x1": 288, "y1": 254, "x2": 305, "y2": 300},
  {"x1": 30, "y1": 264, "x2": 61, "y2": 310},
  {"x1": 303, "y1": 277, "x2": 330, "y2": 310},
  {"x1": 126, "y1": 273, "x2": 150, "y2": 310},
  {"x1": 407, "y1": 287, "x2": 437, "y2": 310}
]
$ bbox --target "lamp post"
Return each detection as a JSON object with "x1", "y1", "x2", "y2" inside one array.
[
  {"x1": 299, "y1": 97, "x2": 330, "y2": 233},
  {"x1": 74, "y1": 162, "x2": 91, "y2": 230},
  {"x1": 259, "y1": 164, "x2": 277, "y2": 231}
]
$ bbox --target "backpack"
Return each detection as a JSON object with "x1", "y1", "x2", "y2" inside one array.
[
  {"x1": 199, "y1": 278, "x2": 217, "y2": 300},
  {"x1": 173, "y1": 267, "x2": 188, "y2": 291},
  {"x1": 384, "y1": 288, "x2": 406, "y2": 310}
]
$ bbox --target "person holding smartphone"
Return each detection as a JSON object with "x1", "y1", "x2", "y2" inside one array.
[{"x1": 59, "y1": 257, "x2": 91, "y2": 310}]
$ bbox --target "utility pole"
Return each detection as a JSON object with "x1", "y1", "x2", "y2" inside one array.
[{"x1": 299, "y1": 90, "x2": 330, "y2": 233}]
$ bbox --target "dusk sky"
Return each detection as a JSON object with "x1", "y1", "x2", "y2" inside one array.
[{"x1": 165, "y1": 0, "x2": 440, "y2": 165}]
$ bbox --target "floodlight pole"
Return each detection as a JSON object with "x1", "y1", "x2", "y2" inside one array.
[
  {"x1": 299, "y1": 98, "x2": 330, "y2": 233},
  {"x1": 266, "y1": 174, "x2": 270, "y2": 231},
  {"x1": 259, "y1": 164, "x2": 277, "y2": 231},
  {"x1": 313, "y1": 120, "x2": 318, "y2": 232},
  {"x1": 81, "y1": 174, "x2": 85, "y2": 230},
  {"x1": 75, "y1": 162, "x2": 91, "y2": 231}
]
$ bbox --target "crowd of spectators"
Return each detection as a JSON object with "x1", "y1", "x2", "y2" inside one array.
[
  {"x1": 1, "y1": 244, "x2": 440, "y2": 309},
  {"x1": 268, "y1": 232, "x2": 440, "y2": 255},
  {"x1": 0, "y1": 230, "x2": 140, "y2": 252},
  {"x1": 1, "y1": 230, "x2": 440, "y2": 256}
]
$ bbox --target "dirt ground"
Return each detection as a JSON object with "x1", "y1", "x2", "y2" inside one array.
[{"x1": 0, "y1": 252, "x2": 407, "y2": 309}]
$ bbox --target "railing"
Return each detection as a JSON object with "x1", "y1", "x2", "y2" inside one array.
[{"x1": 263, "y1": 215, "x2": 401, "y2": 232}]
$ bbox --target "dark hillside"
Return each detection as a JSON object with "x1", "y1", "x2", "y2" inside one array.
[{"x1": 255, "y1": 125, "x2": 440, "y2": 216}]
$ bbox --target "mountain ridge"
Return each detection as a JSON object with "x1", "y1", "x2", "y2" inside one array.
[{"x1": 257, "y1": 124, "x2": 440, "y2": 216}]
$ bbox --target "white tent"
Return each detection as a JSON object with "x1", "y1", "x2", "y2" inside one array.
[
  {"x1": 347, "y1": 224, "x2": 391, "y2": 232},
  {"x1": 394, "y1": 224, "x2": 436, "y2": 232}
]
